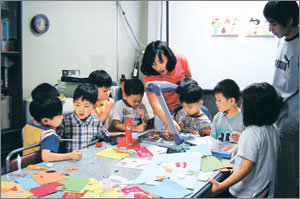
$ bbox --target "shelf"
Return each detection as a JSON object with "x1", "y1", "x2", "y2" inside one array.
[
  {"x1": 1, "y1": 128, "x2": 21, "y2": 135},
  {"x1": 1, "y1": 51, "x2": 21, "y2": 56}
]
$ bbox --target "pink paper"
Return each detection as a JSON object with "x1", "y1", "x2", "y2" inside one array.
[
  {"x1": 29, "y1": 182, "x2": 65, "y2": 197},
  {"x1": 122, "y1": 186, "x2": 158, "y2": 198},
  {"x1": 134, "y1": 146, "x2": 153, "y2": 157},
  {"x1": 62, "y1": 192, "x2": 85, "y2": 198},
  {"x1": 117, "y1": 137, "x2": 140, "y2": 149}
]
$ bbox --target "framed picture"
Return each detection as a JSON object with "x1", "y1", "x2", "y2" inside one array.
[
  {"x1": 211, "y1": 17, "x2": 239, "y2": 36},
  {"x1": 245, "y1": 17, "x2": 274, "y2": 37}
]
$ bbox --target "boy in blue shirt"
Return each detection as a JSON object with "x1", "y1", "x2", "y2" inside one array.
[
  {"x1": 112, "y1": 79, "x2": 149, "y2": 132},
  {"x1": 22, "y1": 96, "x2": 82, "y2": 161},
  {"x1": 210, "y1": 79, "x2": 245, "y2": 142}
]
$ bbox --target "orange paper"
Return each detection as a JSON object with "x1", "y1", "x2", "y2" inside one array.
[{"x1": 31, "y1": 169, "x2": 68, "y2": 185}]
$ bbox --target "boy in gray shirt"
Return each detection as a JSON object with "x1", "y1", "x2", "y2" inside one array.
[{"x1": 112, "y1": 79, "x2": 149, "y2": 132}]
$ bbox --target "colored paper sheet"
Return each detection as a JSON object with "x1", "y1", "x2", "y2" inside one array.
[
  {"x1": 101, "y1": 189, "x2": 123, "y2": 198},
  {"x1": 62, "y1": 192, "x2": 85, "y2": 198},
  {"x1": 82, "y1": 192, "x2": 97, "y2": 198},
  {"x1": 30, "y1": 182, "x2": 65, "y2": 197},
  {"x1": 117, "y1": 158, "x2": 151, "y2": 169},
  {"x1": 109, "y1": 175, "x2": 135, "y2": 189},
  {"x1": 117, "y1": 137, "x2": 140, "y2": 148},
  {"x1": 80, "y1": 177, "x2": 103, "y2": 193},
  {"x1": 201, "y1": 155, "x2": 225, "y2": 172},
  {"x1": 135, "y1": 152, "x2": 201, "y2": 189},
  {"x1": 121, "y1": 186, "x2": 158, "y2": 198},
  {"x1": 134, "y1": 146, "x2": 153, "y2": 157},
  {"x1": 59, "y1": 176, "x2": 90, "y2": 192},
  {"x1": 95, "y1": 148, "x2": 131, "y2": 160},
  {"x1": 1, "y1": 180, "x2": 33, "y2": 198},
  {"x1": 31, "y1": 169, "x2": 68, "y2": 185},
  {"x1": 147, "y1": 179, "x2": 193, "y2": 198},
  {"x1": 15, "y1": 175, "x2": 41, "y2": 190},
  {"x1": 189, "y1": 144, "x2": 212, "y2": 156}
]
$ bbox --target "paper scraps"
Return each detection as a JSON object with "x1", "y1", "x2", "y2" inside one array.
[{"x1": 117, "y1": 158, "x2": 151, "y2": 170}]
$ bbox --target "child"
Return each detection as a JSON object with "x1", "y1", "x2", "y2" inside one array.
[
  {"x1": 112, "y1": 79, "x2": 149, "y2": 132},
  {"x1": 175, "y1": 78, "x2": 211, "y2": 136},
  {"x1": 210, "y1": 79, "x2": 244, "y2": 142},
  {"x1": 88, "y1": 70, "x2": 114, "y2": 128},
  {"x1": 208, "y1": 82, "x2": 282, "y2": 198},
  {"x1": 263, "y1": 1, "x2": 299, "y2": 197},
  {"x1": 22, "y1": 96, "x2": 82, "y2": 162},
  {"x1": 56, "y1": 83, "x2": 111, "y2": 153}
]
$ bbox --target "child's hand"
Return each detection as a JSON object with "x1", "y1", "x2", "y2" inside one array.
[
  {"x1": 133, "y1": 123, "x2": 146, "y2": 132},
  {"x1": 70, "y1": 150, "x2": 82, "y2": 160},
  {"x1": 204, "y1": 179, "x2": 222, "y2": 197},
  {"x1": 166, "y1": 119, "x2": 180, "y2": 134},
  {"x1": 105, "y1": 97, "x2": 115, "y2": 110},
  {"x1": 230, "y1": 132, "x2": 241, "y2": 142}
]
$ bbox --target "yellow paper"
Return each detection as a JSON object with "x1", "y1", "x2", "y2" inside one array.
[
  {"x1": 80, "y1": 178, "x2": 103, "y2": 193},
  {"x1": 95, "y1": 148, "x2": 131, "y2": 160},
  {"x1": 1, "y1": 181, "x2": 33, "y2": 198},
  {"x1": 82, "y1": 192, "x2": 97, "y2": 198},
  {"x1": 101, "y1": 190, "x2": 124, "y2": 198}
]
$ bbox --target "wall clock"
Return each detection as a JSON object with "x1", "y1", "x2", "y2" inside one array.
[{"x1": 31, "y1": 14, "x2": 50, "y2": 34}]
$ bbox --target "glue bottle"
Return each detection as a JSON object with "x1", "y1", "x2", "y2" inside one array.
[
  {"x1": 102, "y1": 175, "x2": 112, "y2": 193},
  {"x1": 125, "y1": 117, "x2": 133, "y2": 149}
]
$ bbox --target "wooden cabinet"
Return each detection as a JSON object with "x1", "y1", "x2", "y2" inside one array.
[{"x1": 1, "y1": 1, "x2": 22, "y2": 174}]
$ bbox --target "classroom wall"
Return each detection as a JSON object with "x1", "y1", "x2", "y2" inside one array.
[
  {"x1": 22, "y1": 1, "x2": 148, "y2": 98},
  {"x1": 169, "y1": 1, "x2": 277, "y2": 90}
]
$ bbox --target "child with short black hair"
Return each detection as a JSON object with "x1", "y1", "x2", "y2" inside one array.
[
  {"x1": 112, "y1": 78, "x2": 149, "y2": 132},
  {"x1": 175, "y1": 78, "x2": 211, "y2": 136},
  {"x1": 31, "y1": 82, "x2": 59, "y2": 100},
  {"x1": 209, "y1": 82, "x2": 282, "y2": 198},
  {"x1": 88, "y1": 70, "x2": 115, "y2": 127},
  {"x1": 57, "y1": 83, "x2": 111, "y2": 152},
  {"x1": 210, "y1": 79, "x2": 245, "y2": 142},
  {"x1": 22, "y1": 96, "x2": 82, "y2": 162}
]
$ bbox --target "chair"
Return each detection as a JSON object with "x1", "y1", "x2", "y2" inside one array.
[
  {"x1": 6, "y1": 143, "x2": 42, "y2": 173},
  {"x1": 252, "y1": 180, "x2": 271, "y2": 198}
]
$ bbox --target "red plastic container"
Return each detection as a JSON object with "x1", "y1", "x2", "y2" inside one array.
[{"x1": 125, "y1": 118, "x2": 133, "y2": 149}]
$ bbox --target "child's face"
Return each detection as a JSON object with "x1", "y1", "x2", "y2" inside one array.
[
  {"x1": 152, "y1": 53, "x2": 168, "y2": 75},
  {"x1": 97, "y1": 86, "x2": 111, "y2": 102},
  {"x1": 73, "y1": 97, "x2": 95, "y2": 120},
  {"x1": 124, "y1": 94, "x2": 143, "y2": 108},
  {"x1": 267, "y1": 18, "x2": 292, "y2": 39},
  {"x1": 182, "y1": 101, "x2": 202, "y2": 116},
  {"x1": 42, "y1": 115, "x2": 64, "y2": 128},
  {"x1": 215, "y1": 93, "x2": 233, "y2": 113}
]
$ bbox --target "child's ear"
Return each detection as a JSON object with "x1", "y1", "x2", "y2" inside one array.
[
  {"x1": 199, "y1": 100, "x2": 203, "y2": 106},
  {"x1": 41, "y1": 118, "x2": 49, "y2": 125},
  {"x1": 230, "y1": 98, "x2": 236, "y2": 104}
]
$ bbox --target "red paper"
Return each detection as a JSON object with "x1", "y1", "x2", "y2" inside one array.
[
  {"x1": 29, "y1": 182, "x2": 65, "y2": 197},
  {"x1": 134, "y1": 146, "x2": 153, "y2": 157},
  {"x1": 62, "y1": 192, "x2": 85, "y2": 198},
  {"x1": 10, "y1": 186, "x2": 18, "y2": 191}
]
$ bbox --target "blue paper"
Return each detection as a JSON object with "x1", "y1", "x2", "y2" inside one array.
[
  {"x1": 15, "y1": 175, "x2": 40, "y2": 190},
  {"x1": 189, "y1": 144, "x2": 212, "y2": 156},
  {"x1": 147, "y1": 179, "x2": 192, "y2": 198},
  {"x1": 135, "y1": 152, "x2": 201, "y2": 189}
]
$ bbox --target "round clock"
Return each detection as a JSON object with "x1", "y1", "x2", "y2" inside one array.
[{"x1": 31, "y1": 14, "x2": 50, "y2": 34}]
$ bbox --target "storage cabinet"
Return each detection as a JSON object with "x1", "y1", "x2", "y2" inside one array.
[{"x1": 1, "y1": 1, "x2": 22, "y2": 174}]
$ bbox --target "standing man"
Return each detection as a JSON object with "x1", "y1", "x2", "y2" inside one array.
[{"x1": 263, "y1": 1, "x2": 299, "y2": 197}]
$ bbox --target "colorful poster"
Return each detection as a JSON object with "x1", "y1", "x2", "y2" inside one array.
[
  {"x1": 246, "y1": 17, "x2": 273, "y2": 36},
  {"x1": 211, "y1": 17, "x2": 239, "y2": 36}
]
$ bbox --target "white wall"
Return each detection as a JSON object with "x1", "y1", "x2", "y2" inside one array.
[
  {"x1": 169, "y1": 1, "x2": 277, "y2": 90},
  {"x1": 22, "y1": 1, "x2": 147, "y2": 98}
]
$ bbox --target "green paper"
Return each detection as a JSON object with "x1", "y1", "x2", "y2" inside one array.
[
  {"x1": 200, "y1": 155, "x2": 225, "y2": 172},
  {"x1": 59, "y1": 176, "x2": 90, "y2": 192}
]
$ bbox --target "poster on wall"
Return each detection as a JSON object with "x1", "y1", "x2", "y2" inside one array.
[
  {"x1": 245, "y1": 17, "x2": 274, "y2": 37},
  {"x1": 211, "y1": 17, "x2": 239, "y2": 36}
]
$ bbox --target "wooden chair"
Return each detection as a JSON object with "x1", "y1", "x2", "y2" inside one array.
[
  {"x1": 6, "y1": 143, "x2": 42, "y2": 173},
  {"x1": 252, "y1": 180, "x2": 271, "y2": 198}
]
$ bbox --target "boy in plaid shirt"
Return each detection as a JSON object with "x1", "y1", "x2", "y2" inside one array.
[{"x1": 57, "y1": 83, "x2": 110, "y2": 152}]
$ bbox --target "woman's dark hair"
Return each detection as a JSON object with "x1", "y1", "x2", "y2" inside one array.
[
  {"x1": 263, "y1": 1, "x2": 299, "y2": 27},
  {"x1": 88, "y1": 70, "x2": 112, "y2": 88},
  {"x1": 31, "y1": 83, "x2": 59, "y2": 100},
  {"x1": 213, "y1": 79, "x2": 240, "y2": 103},
  {"x1": 124, "y1": 78, "x2": 144, "y2": 96},
  {"x1": 141, "y1": 40, "x2": 177, "y2": 76},
  {"x1": 242, "y1": 82, "x2": 282, "y2": 127},
  {"x1": 30, "y1": 96, "x2": 62, "y2": 122},
  {"x1": 73, "y1": 83, "x2": 98, "y2": 104}
]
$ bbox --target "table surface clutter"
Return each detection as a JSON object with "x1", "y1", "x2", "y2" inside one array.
[{"x1": 1, "y1": 134, "x2": 236, "y2": 198}]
